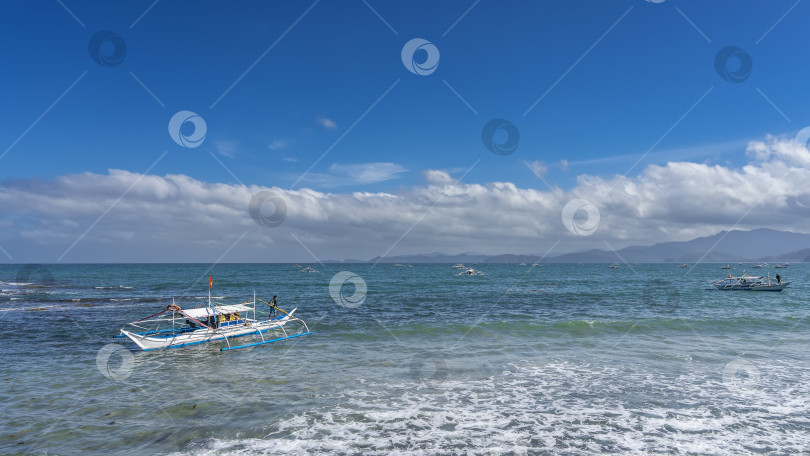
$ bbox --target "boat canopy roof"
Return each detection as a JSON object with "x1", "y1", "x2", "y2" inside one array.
[{"x1": 183, "y1": 304, "x2": 252, "y2": 319}]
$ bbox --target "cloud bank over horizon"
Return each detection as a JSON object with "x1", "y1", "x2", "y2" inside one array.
[{"x1": 1, "y1": 137, "x2": 809, "y2": 263}]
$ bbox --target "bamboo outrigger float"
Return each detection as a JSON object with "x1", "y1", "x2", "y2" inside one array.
[{"x1": 116, "y1": 277, "x2": 311, "y2": 351}]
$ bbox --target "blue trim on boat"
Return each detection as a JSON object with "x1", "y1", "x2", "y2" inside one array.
[
  {"x1": 220, "y1": 332, "x2": 312, "y2": 351},
  {"x1": 138, "y1": 326, "x2": 310, "y2": 351}
]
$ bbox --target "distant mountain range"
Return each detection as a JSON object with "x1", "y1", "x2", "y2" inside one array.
[{"x1": 337, "y1": 229, "x2": 810, "y2": 263}]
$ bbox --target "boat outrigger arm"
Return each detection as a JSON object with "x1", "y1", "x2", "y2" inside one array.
[{"x1": 116, "y1": 293, "x2": 312, "y2": 351}]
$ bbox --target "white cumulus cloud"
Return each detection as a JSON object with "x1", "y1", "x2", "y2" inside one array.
[
  {"x1": 215, "y1": 140, "x2": 238, "y2": 158},
  {"x1": 328, "y1": 162, "x2": 407, "y2": 184},
  {"x1": 1, "y1": 137, "x2": 809, "y2": 262},
  {"x1": 268, "y1": 139, "x2": 291, "y2": 151},
  {"x1": 524, "y1": 160, "x2": 547, "y2": 178},
  {"x1": 317, "y1": 117, "x2": 337, "y2": 130}
]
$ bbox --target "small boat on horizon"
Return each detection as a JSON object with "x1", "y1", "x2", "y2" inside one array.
[
  {"x1": 300, "y1": 266, "x2": 317, "y2": 273},
  {"x1": 608, "y1": 263, "x2": 620, "y2": 269},
  {"x1": 720, "y1": 265, "x2": 733, "y2": 269},
  {"x1": 451, "y1": 263, "x2": 467, "y2": 269}
]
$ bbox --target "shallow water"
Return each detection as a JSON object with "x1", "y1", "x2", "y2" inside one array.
[{"x1": 1, "y1": 263, "x2": 808, "y2": 455}]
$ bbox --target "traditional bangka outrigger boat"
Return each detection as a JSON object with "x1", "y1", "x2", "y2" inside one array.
[
  {"x1": 116, "y1": 278, "x2": 311, "y2": 351},
  {"x1": 711, "y1": 273, "x2": 790, "y2": 292}
]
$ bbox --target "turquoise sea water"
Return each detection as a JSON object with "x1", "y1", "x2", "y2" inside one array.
[{"x1": 1, "y1": 263, "x2": 808, "y2": 455}]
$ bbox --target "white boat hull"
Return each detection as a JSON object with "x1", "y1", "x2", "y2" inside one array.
[
  {"x1": 713, "y1": 281, "x2": 789, "y2": 292},
  {"x1": 121, "y1": 316, "x2": 297, "y2": 351},
  {"x1": 749, "y1": 282, "x2": 790, "y2": 291}
]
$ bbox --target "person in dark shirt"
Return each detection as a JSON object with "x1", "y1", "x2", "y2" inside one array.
[{"x1": 268, "y1": 295, "x2": 278, "y2": 320}]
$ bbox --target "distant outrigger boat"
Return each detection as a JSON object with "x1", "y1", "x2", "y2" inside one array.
[
  {"x1": 117, "y1": 277, "x2": 311, "y2": 351},
  {"x1": 712, "y1": 273, "x2": 789, "y2": 292},
  {"x1": 300, "y1": 266, "x2": 317, "y2": 273},
  {"x1": 451, "y1": 263, "x2": 467, "y2": 269},
  {"x1": 608, "y1": 263, "x2": 620, "y2": 269}
]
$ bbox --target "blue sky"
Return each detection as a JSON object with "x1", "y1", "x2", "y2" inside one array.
[{"x1": 2, "y1": 0, "x2": 810, "y2": 262}]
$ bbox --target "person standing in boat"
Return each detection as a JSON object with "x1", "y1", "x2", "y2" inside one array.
[
  {"x1": 776, "y1": 274, "x2": 782, "y2": 284},
  {"x1": 268, "y1": 295, "x2": 278, "y2": 320}
]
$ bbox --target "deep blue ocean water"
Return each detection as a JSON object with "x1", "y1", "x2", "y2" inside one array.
[{"x1": 1, "y1": 263, "x2": 808, "y2": 455}]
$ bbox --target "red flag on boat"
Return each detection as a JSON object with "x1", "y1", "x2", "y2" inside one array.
[{"x1": 209, "y1": 275, "x2": 213, "y2": 289}]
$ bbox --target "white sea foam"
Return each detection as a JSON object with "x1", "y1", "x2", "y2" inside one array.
[
  {"x1": 1, "y1": 281, "x2": 33, "y2": 287},
  {"x1": 168, "y1": 359, "x2": 810, "y2": 455}
]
